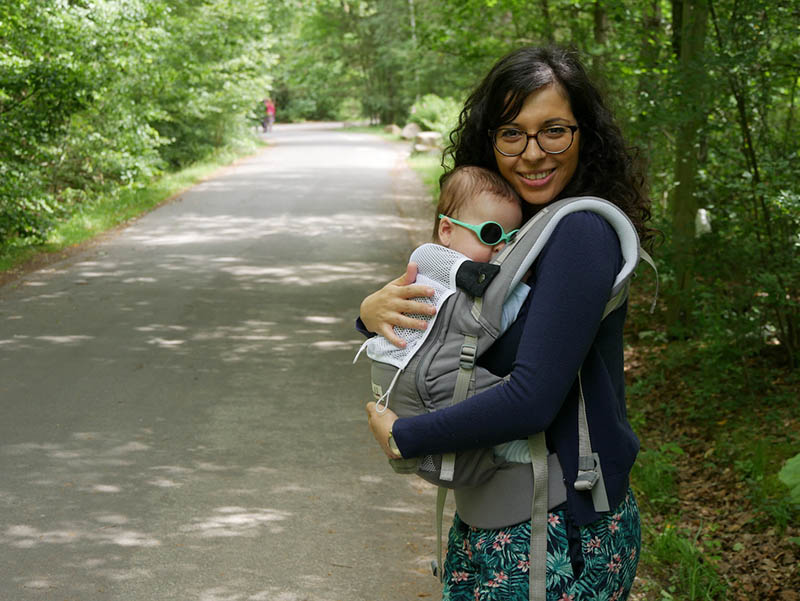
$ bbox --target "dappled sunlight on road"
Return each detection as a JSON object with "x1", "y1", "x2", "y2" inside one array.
[
  {"x1": 220, "y1": 261, "x2": 390, "y2": 287},
  {"x1": 122, "y1": 212, "x2": 424, "y2": 247},
  {"x1": 375, "y1": 503, "x2": 426, "y2": 515},
  {"x1": 0, "y1": 425, "x2": 320, "y2": 594},
  {"x1": 181, "y1": 506, "x2": 291, "y2": 538},
  {"x1": 0, "y1": 334, "x2": 96, "y2": 351},
  {"x1": 309, "y1": 340, "x2": 358, "y2": 351},
  {"x1": 3, "y1": 523, "x2": 161, "y2": 549},
  {"x1": 304, "y1": 315, "x2": 343, "y2": 324},
  {"x1": 0, "y1": 296, "x2": 369, "y2": 362},
  {"x1": 196, "y1": 586, "x2": 319, "y2": 601}
]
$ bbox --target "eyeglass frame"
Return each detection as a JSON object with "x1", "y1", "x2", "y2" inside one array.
[
  {"x1": 488, "y1": 124, "x2": 579, "y2": 157},
  {"x1": 438, "y1": 214, "x2": 519, "y2": 246}
]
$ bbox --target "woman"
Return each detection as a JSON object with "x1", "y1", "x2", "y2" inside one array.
[{"x1": 362, "y1": 46, "x2": 652, "y2": 600}]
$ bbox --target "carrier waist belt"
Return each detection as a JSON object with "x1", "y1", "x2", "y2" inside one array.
[{"x1": 453, "y1": 452, "x2": 566, "y2": 530}]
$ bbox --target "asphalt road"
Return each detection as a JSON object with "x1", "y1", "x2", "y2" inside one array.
[{"x1": 0, "y1": 123, "x2": 446, "y2": 601}]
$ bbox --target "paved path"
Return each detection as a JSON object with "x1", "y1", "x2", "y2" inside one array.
[{"x1": 0, "y1": 123, "x2": 445, "y2": 601}]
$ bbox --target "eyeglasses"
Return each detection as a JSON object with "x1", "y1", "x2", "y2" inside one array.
[
  {"x1": 439, "y1": 214, "x2": 519, "y2": 246},
  {"x1": 489, "y1": 124, "x2": 578, "y2": 156}
]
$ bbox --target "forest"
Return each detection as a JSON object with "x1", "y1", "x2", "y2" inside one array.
[{"x1": 1, "y1": 0, "x2": 798, "y2": 598}]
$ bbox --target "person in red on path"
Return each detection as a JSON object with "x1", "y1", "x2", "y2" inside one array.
[{"x1": 263, "y1": 98, "x2": 276, "y2": 132}]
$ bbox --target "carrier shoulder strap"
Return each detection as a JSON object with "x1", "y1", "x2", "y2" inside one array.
[
  {"x1": 478, "y1": 196, "x2": 642, "y2": 335},
  {"x1": 527, "y1": 432, "x2": 549, "y2": 600},
  {"x1": 526, "y1": 371, "x2": 608, "y2": 600}
]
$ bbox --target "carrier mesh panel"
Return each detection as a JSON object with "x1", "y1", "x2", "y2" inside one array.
[
  {"x1": 366, "y1": 244, "x2": 467, "y2": 369},
  {"x1": 419, "y1": 455, "x2": 437, "y2": 472}
]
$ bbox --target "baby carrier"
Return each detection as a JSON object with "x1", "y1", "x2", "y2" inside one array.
[{"x1": 356, "y1": 196, "x2": 654, "y2": 600}]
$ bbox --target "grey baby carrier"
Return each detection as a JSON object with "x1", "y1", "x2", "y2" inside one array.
[{"x1": 357, "y1": 196, "x2": 653, "y2": 600}]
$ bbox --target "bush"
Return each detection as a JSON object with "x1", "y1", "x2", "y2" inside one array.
[
  {"x1": 336, "y1": 97, "x2": 363, "y2": 122},
  {"x1": 0, "y1": 0, "x2": 277, "y2": 251},
  {"x1": 408, "y1": 94, "x2": 461, "y2": 138},
  {"x1": 779, "y1": 452, "x2": 800, "y2": 508}
]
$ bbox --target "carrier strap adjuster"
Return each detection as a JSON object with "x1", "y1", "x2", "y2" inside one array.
[
  {"x1": 459, "y1": 343, "x2": 477, "y2": 369},
  {"x1": 574, "y1": 455, "x2": 599, "y2": 491}
]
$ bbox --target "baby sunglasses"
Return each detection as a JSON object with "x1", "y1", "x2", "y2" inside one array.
[{"x1": 439, "y1": 214, "x2": 519, "y2": 246}]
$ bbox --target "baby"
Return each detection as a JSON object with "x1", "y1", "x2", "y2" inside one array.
[
  {"x1": 359, "y1": 165, "x2": 530, "y2": 463},
  {"x1": 432, "y1": 166, "x2": 530, "y2": 464},
  {"x1": 434, "y1": 165, "x2": 522, "y2": 264},
  {"x1": 431, "y1": 165, "x2": 528, "y2": 334},
  {"x1": 360, "y1": 165, "x2": 525, "y2": 372}
]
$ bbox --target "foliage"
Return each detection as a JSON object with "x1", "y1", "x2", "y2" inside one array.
[
  {"x1": 0, "y1": 0, "x2": 278, "y2": 247},
  {"x1": 625, "y1": 315, "x2": 799, "y2": 596},
  {"x1": 4, "y1": 1, "x2": 798, "y2": 367},
  {"x1": 643, "y1": 523, "x2": 728, "y2": 600},
  {"x1": 269, "y1": 0, "x2": 799, "y2": 367},
  {"x1": 408, "y1": 94, "x2": 461, "y2": 138},
  {"x1": 631, "y1": 442, "x2": 684, "y2": 515},
  {"x1": 779, "y1": 453, "x2": 800, "y2": 508}
]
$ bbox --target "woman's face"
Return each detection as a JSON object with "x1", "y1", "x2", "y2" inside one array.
[{"x1": 493, "y1": 84, "x2": 580, "y2": 209}]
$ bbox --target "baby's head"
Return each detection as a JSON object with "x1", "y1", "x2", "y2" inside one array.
[{"x1": 434, "y1": 166, "x2": 522, "y2": 262}]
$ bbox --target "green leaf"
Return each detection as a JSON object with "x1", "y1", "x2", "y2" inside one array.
[{"x1": 778, "y1": 453, "x2": 800, "y2": 506}]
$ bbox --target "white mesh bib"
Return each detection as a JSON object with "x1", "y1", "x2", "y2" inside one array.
[
  {"x1": 354, "y1": 244, "x2": 468, "y2": 411},
  {"x1": 365, "y1": 243, "x2": 468, "y2": 369}
]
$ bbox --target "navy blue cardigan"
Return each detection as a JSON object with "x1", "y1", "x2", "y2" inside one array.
[{"x1": 361, "y1": 211, "x2": 640, "y2": 527}]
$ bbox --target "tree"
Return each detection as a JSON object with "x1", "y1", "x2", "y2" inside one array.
[
  {"x1": 0, "y1": 0, "x2": 279, "y2": 244},
  {"x1": 666, "y1": 0, "x2": 709, "y2": 332}
]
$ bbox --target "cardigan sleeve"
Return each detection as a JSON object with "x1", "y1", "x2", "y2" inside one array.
[
  {"x1": 391, "y1": 211, "x2": 622, "y2": 459},
  {"x1": 355, "y1": 316, "x2": 375, "y2": 338}
]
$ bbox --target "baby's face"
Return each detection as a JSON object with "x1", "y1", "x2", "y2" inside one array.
[{"x1": 446, "y1": 193, "x2": 522, "y2": 262}]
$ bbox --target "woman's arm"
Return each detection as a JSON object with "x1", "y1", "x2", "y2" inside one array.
[
  {"x1": 391, "y1": 212, "x2": 622, "y2": 458},
  {"x1": 359, "y1": 262, "x2": 436, "y2": 347}
]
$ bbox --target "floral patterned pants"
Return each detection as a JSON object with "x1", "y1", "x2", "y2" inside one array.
[{"x1": 442, "y1": 490, "x2": 641, "y2": 601}]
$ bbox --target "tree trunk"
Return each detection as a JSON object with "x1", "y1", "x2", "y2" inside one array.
[
  {"x1": 670, "y1": 0, "x2": 683, "y2": 59},
  {"x1": 666, "y1": 0, "x2": 708, "y2": 334},
  {"x1": 408, "y1": 0, "x2": 419, "y2": 102},
  {"x1": 636, "y1": 0, "x2": 663, "y2": 159},
  {"x1": 539, "y1": 0, "x2": 554, "y2": 43},
  {"x1": 592, "y1": 0, "x2": 608, "y2": 76}
]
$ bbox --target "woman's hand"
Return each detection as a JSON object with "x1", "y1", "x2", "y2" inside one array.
[
  {"x1": 359, "y1": 263, "x2": 436, "y2": 348},
  {"x1": 366, "y1": 402, "x2": 401, "y2": 459}
]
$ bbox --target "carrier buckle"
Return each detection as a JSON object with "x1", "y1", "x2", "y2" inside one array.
[
  {"x1": 574, "y1": 455, "x2": 599, "y2": 491},
  {"x1": 459, "y1": 343, "x2": 477, "y2": 369}
]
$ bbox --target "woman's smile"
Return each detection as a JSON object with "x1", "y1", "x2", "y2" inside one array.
[{"x1": 517, "y1": 168, "x2": 556, "y2": 186}]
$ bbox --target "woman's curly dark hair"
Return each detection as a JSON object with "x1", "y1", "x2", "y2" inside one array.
[{"x1": 443, "y1": 45, "x2": 654, "y2": 247}]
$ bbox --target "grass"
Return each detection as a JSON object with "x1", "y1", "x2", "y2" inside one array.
[
  {"x1": 631, "y1": 442, "x2": 684, "y2": 515},
  {"x1": 0, "y1": 136, "x2": 266, "y2": 274},
  {"x1": 407, "y1": 152, "x2": 445, "y2": 200},
  {"x1": 641, "y1": 522, "x2": 729, "y2": 600}
]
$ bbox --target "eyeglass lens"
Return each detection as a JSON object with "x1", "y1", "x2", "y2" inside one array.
[
  {"x1": 479, "y1": 222, "x2": 503, "y2": 245},
  {"x1": 494, "y1": 126, "x2": 574, "y2": 155}
]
